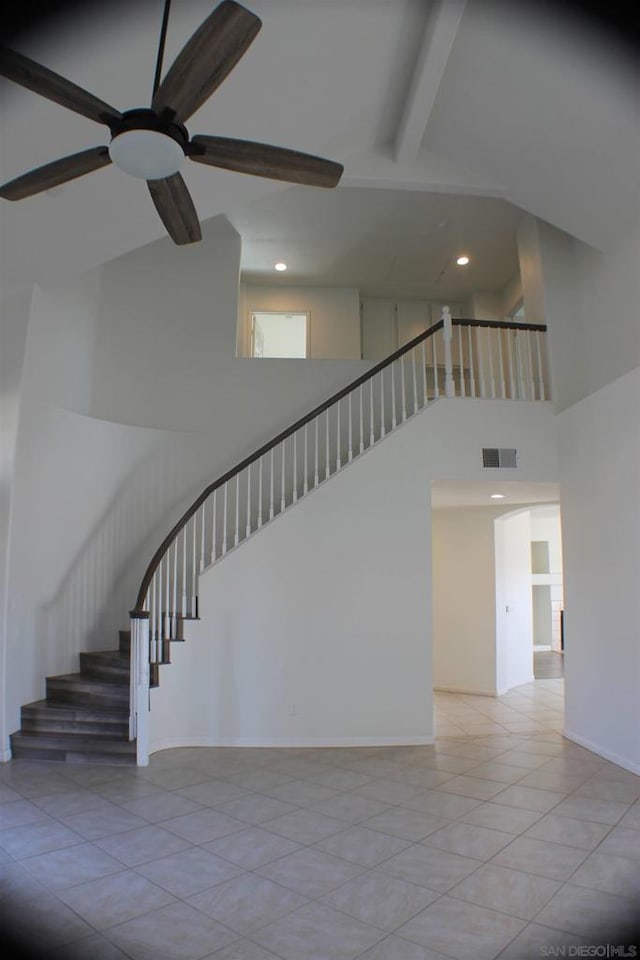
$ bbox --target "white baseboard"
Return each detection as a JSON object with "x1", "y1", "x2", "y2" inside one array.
[
  {"x1": 149, "y1": 734, "x2": 435, "y2": 756},
  {"x1": 434, "y1": 685, "x2": 497, "y2": 697},
  {"x1": 0, "y1": 746, "x2": 12, "y2": 763},
  {"x1": 563, "y1": 727, "x2": 640, "y2": 775}
]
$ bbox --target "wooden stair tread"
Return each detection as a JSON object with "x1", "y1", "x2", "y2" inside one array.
[{"x1": 22, "y1": 699, "x2": 128, "y2": 719}]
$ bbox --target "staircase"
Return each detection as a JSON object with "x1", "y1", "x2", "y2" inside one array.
[
  {"x1": 10, "y1": 629, "x2": 136, "y2": 764},
  {"x1": 9, "y1": 314, "x2": 549, "y2": 765}
]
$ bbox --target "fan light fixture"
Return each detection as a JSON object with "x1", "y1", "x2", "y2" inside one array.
[
  {"x1": 456, "y1": 255, "x2": 470, "y2": 266},
  {"x1": 109, "y1": 130, "x2": 185, "y2": 180},
  {"x1": 274, "y1": 262, "x2": 287, "y2": 271}
]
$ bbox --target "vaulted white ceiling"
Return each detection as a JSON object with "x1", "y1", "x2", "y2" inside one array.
[{"x1": 1, "y1": 0, "x2": 637, "y2": 292}]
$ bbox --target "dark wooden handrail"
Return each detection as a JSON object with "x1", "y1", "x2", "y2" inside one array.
[{"x1": 133, "y1": 316, "x2": 547, "y2": 610}]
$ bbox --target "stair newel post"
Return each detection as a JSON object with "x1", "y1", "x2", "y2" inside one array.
[
  {"x1": 129, "y1": 610, "x2": 150, "y2": 766},
  {"x1": 442, "y1": 307, "x2": 455, "y2": 399}
]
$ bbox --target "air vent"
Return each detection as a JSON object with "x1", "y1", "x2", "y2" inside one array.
[{"x1": 482, "y1": 448, "x2": 517, "y2": 468}]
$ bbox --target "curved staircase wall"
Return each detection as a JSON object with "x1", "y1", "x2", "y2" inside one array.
[{"x1": 148, "y1": 398, "x2": 558, "y2": 753}]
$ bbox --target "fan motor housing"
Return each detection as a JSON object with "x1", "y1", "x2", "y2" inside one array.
[{"x1": 108, "y1": 109, "x2": 189, "y2": 180}]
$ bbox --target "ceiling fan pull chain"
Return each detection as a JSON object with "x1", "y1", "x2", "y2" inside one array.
[{"x1": 152, "y1": 0, "x2": 172, "y2": 100}]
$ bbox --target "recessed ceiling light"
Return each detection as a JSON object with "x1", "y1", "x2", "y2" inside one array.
[
  {"x1": 456, "y1": 255, "x2": 470, "y2": 266},
  {"x1": 491, "y1": 493, "x2": 505, "y2": 499},
  {"x1": 274, "y1": 262, "x2": 287, "y2": 272}
]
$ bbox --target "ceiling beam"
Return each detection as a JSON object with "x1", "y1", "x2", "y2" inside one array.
[{"x1": 394, "y1": 0, "x2": 467, "y2": 163}]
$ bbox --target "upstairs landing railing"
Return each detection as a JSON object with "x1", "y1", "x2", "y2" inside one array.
[{"x1": 130, "y1": 311, "x2": 548, "y2": 763}]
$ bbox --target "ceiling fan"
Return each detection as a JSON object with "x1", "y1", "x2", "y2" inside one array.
[{"x1": 0, "y1": 0, "x2": 344, "y2": 244}]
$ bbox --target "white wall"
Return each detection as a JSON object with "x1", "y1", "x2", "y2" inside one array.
[
  {"x1": 148, "y1": 397, "x2": 558, "y2": 750},
  {"x1": 502, "y1": 271, "x2": 523, "y2": 318},
  {"x1": 0, "y1": 287, "x2": 32, "y2": 758},
  {"x1": 432, "y1": 507, "x2": 501, "y2": 695},
  {"x1": 495, "y1": 510, "x2": 534, "y2": 693},
  {"x1": 470, "y1": 292, "x2": 504, "y2": 321},
  {"x1": 560, "y1": 366, "x2": 640, "y2": 773},
  {"x1": 240, "y1": 284, "x2": 361, "y2": 360}
]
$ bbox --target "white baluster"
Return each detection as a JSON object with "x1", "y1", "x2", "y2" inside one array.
[
  {"x1": 412, "y1": 346, "x2": 418, "y2": 413},
  {"x1": 270, "y1": 449, "x2": 275, "y2": 519},
  {"x1": 234, "y1": 474, "x2": 240, "y2": 546},
  {"x1": 165, "y1": 548, "x2": 171, "y2": 639},
  {"x1": 380, "y1": 370, "x2": 386, "y2": 438},
  {"x1": 497, "y1": 327, "x2": 506, "y2": 399},
  {"x1": 172, "y1": 539, "x2": 178, "y2": 634},
  {"x1": 400, "y1": 354, "x2": 407, "y2": 421},
  {"x1": 526, "y1": 331, "x2": 535, "y2": 399},
  {"x1": 477, "y1": 328, "x2": 486, "y2": 398},
  {"x1": 200, "y1": 502, "x2": 206, "y2": 573},
  {"x1": 281, "y1": 440, "x2": 286, "y2": 510},
  {"x1": 516, "y1": 330, "x2": 525, "y2": 398},
  {"x1": 457, "y1": 325, "x2": 465, "y2": 397},
  {"x1": 432, "y1": 334, "x2": 440, "y2": 399},
  {"x1": 211, "y1": 489, "x2": 217, "y2": 564},
  {"x1": 507, "y1": 330, "x2": 516, "y2": 398},
  {"x1": 442, "y1": 307, "x2": 455, "y2": 398},
  {"x1": 348, "y1": 393, "x2": 353, "y2": 461},
  {"x1": 191, "y1": 515, "x2": 197, "y2": 616},
  {"x1": 336, "y1": 400, "x2": 342, "y2": 468},
  {"x1": 293, "y1": 433, "x2": 298, "y2": 502},
  {"x1": 246, "y1": 464, "x2": 252, "y2": 536},
  {"x1": 536, "y1": 331, "x2": 546, "y2": 400},
  {"x1": 421, "y1": 340, "x2": 428, "y2": 404},
  {"x1": 181, "y1": 525, "x2": 187, "y2": 616},
  {"x1": 369, "y1": 380, "x2": 374, "y2": 445},
  {"x1": 222, "y1": 482, "x2": 228, "y2": 555},
  {"x1": 314, "y1": 419, "x2": 319, "y2": 487},
  {"x1": 325, "y1": 411, "x2": 330, "y2": 479},
  {"x1": 487, "y1": 327, "x2": 496, "y2": 398},
  {"x1": 359, "y1": 386, "x2": 364, "y2": 453},
  {"x1": 467, "y1": 325, "x2": 476, "y2": 398},
  {"x1": 258, "y1": 457, "x2": 264, "y2": 527},
  {"x1": 303, "y1": 425, "x2": 309, "y2": 493},
  {"x1": 391, "y1": 364, "x2": 397, "y2": 428}
]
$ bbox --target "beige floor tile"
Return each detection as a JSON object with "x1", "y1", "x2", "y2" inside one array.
[
  {"x1": 204, "y1": 826, "x2": 301, "y2": 869},
  {"x1": 206, "y1": 939, "x2": 290, "y2": 959},
  {"x1": 323, "y1": 871, "x2": 440, "y2": 931},
  {"x1": 448, "y1": 862, "x2": 561, "y2": 919},
  {"x1": 460, "y1": 802, "x2": 543, "y2": 835},
  {"x1": 135, "y1": 846, "x2": 244, "y2": 897},
  {"x1": 523, "y1": 812, "x2": 612, "y2": 850},
  {"x1": 313, "y1": 825, "x2": 411, "y2": 867},
  {"x1": 175, "y1": 779, "x2": 251, "y2": 807},
  {"x1": 492, "y1": 836, "x2": 589, "y2": 880},
  {"x1": 105, "y1": 900, "x2": 238, "y2": 959},
  {"x1": 463, "y1": 762, "x2": 528, "y2": 785},
  {"x1": 307, "y1": 792, "x2": 390, "y2": 824},
  {"x1": 359, "y1": 934, "x2": 450, "y2": 959},
  {"x1": 0, "y1": 799, "x2": 51, "y2": 830},
  {"x1": 377, "y1": 843, "x2": 480, "y2": 891},
  {"x1": 403, "y1": 790, "x2": 481, "y2": 819},
  {"x1": 496, "y1": 922, "x2": 585, "y2": 959},
  {"x1": 20, "y1": 841, "x2": 125, "y2": 889},
  {"x1": 396, "y1": 895, "x2": 525, "y2": 960},
  {"x1": 491, "y1": 784, "x2": 565, "y2": 813},
  {"x1": 119, "y1": 792, "x2": 204, "y2": 823},
  {"x1": 570, "y1": 850, "x2": 640, "y2": 897},
  {"x1": 251, "y1": 901, "x2": 384, "y2": 960},
  {"x1": 0, "y1": 893, "x2": 94, "y2": 952},
  {"x1": 161, "y1": 808, "x2": 246, "y2": 844},
  {"x1": 213, "y1": 794, "x2": 298, "y2": 825},
  {"x1": 261, "y1": 808, "x2": 346, "y2": 844},
  {"x1": 60, "y1": 805, "x2": 149, "y2": 841},
  {"x1": 58, "y1": 870, "x2": 176, "y2": 929},
  {"x1": 257, "y1": 847, "x2": 363, "y2": 899},
  {"x1": 45, "y1": 932, "x2": 133, "y2": 959},
  {"x1": 187, "y1": 873, "x2": 308, "y2": 934},
  {"x1": 437, "y1": 776, "x2": 506, "y2": 801},
  {"x1": 0, "y1": 818, "x2": 84, "y2": 859},
  {"x1": 551, "y1": 795, "x2": 631, "y2": 825},
  {"x1": 535, "y1": 882, "x2": 640, "y2": 940},
  {"x1": 353, "y1": 778, "x2": 424, "y2": 805},
  {"x1": 422, "y1": 821, "x2": 513, "y2": 860},
  {"x1": 363, "y1": 808, "x2": 450, "y2": 842}
]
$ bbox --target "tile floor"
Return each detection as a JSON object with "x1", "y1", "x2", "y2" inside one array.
[{"x1": 1, "y1": 678, "x2": 639, "y2": 960}]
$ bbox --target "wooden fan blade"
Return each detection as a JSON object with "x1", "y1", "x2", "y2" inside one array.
[
  {"x1": 152, "y1": 1, "x2": 261, "y2": 124},
  {"x1": 147, "y1": 174, "x2": 202, "y2": 245},
  {"x1": 0, "y1": 147, "x2": 111, "y2": 200},
  {"x1": 188, "y1": 136, "x2": 344, "y2": 188},
  {"x1": 0, "y1": 48, "x2": 122, "y2": 126}
]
